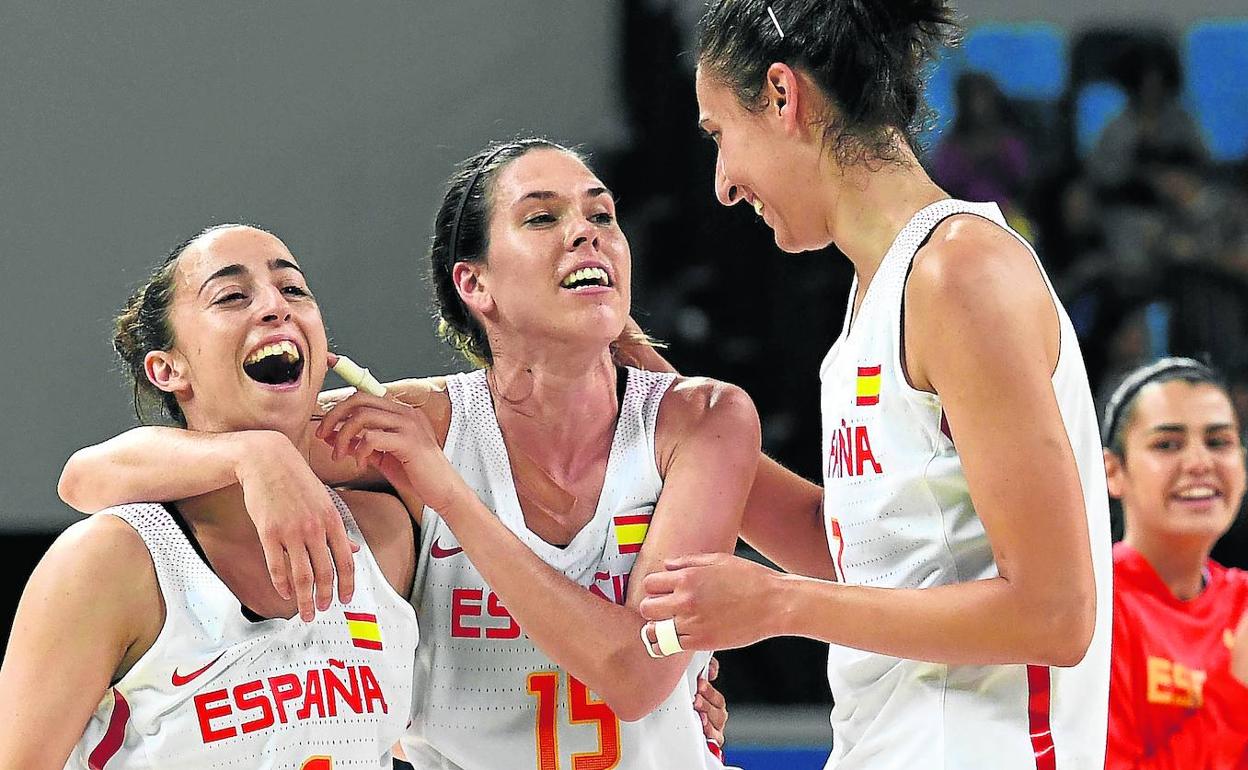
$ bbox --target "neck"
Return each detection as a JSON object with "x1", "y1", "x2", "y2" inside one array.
[
  {"x1": 486, "y1": 342, "x2": 620, "y2": 462},
  {"x1": 1124, "y1": 527, "x2": 1212, "y2": 601},
  {"x1": 175, "y1": 484, "x2": 261, "y2": 542},
  {"x1": 820, "y1": 140, "x2": 948, "y2": 286}
]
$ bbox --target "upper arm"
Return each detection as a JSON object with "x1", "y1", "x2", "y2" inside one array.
[
  {"x1": 0, "y1": 516, "x2": 161, "y2": 768},
  {"x1": 905, "y1": 223, "x2": 1092, "y2": 598},
  {"x1": 624, "y1": 379, "x2": 760, "y2": 610}
]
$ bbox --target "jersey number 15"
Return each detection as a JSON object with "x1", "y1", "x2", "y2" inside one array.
[{"x1": 527, "y1": 671, "x2": 621, "y2": 770}]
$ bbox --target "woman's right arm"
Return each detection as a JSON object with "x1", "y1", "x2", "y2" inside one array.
[
  {"x1": 0, "y1": 516, "x2": 156, "y2": 769},
  {"x1": 57, "y1": 426, "x2": 361, "y2": 619}
]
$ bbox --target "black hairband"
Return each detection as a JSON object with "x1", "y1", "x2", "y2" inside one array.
[
  {"x1": 448, "y1": 143, "x2": 515, "y2": 266},
  {"x1": 1101, "y1": 356, "x2": 1215, "y2": 447}
]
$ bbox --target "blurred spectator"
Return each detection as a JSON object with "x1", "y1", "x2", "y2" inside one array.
[{"x1": 931, "y1": 72, "x2": 1034, "y2": 233}]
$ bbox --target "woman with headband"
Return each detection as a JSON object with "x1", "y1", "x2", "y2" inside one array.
[
  {"x1": 1101, "y1": 358, "x2": 1248, "y2": 768},
  {"x1": 58, "y1": 140, "x2": 752, "y2": 769},
  {"x1": 0, "y1": 225, "x2": 420, "y2": 768},
  {"x1": 627, "y1": 1, "x2": 1113, "y2": 767}
]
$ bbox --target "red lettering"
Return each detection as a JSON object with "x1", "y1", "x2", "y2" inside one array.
[
  {"x1": 451, "y1": 588, "x2": 484, "y2": 638},
  {"x1": 296, "y1": 669, "x2": 327, "y2": 720},
  {"x1": 613, "y1": 574, "x2": 627, "y2": 605},
  {"x1": 840, "y1": 423, "x2": 853, "y2": 476},
  {"x1": 194, "y1": 688, "x2": 236, "y2": 743},
  {"x1": 234, "y1": 680, "x2": 275, "y2": 734},
  {"x1": 486, "y1": 593, "x2": 522, "y2": 639},
  {"x1": 854, "y1": 426, "x2": 882, "y2": 475},
  {"x1": 325, "y1": 665, "x2": 362, "y2": 716},
  {"x1": 268, "y1": 673, "x2": 303, "y2": 724},
  {"x1": 359, "y1": 665, "x2": 388, "y2": 714}
]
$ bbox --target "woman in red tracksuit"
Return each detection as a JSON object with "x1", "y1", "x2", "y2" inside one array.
[{"x1": 1103, "y1": 357, "x2": 1248, "y2": 768}]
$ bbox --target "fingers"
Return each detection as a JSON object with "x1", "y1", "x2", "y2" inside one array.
[
  {"x1": 642, "y1": 569, "x2": 680, "y2": 597},
  {"x1": 260, "y1": 531, "x2": 294, "y2": 601},
  {"x1": 664, "y1": 552, "x2": 722, "y2": 571},
  {"x1": 308, "y1": 537, "x2": 337, "y2": 614},
  {"x1": 639, "y1": 594, "x2": 679, "y2": 622},
  {"x1": 315, "y1": 392, "x2": 402, "y2": 441},
  {"x1": 708, "y1": 655, "x2": 720, "y2": 682},
  {"x1": 327, "y1": 524, "x2": 357, "y2": 605},
  {"x1": 288, "y1": 546, "x2": 317, "y2": 622}
]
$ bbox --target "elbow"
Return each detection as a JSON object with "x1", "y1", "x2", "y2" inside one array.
[
  {"x1": 597, "y1": 646, "x2": 683, "y2": 722},
  {"x1": 1033, "y1": 585, "x2": 1096, "y2": 668},
  {"x1": 57, "y1": 450, "x2": 94, "y2": 512}
]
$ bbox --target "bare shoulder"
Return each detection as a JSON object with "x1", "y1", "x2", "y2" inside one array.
[
  {"x1": 905, "y1": 214, "x2": 1058, "y2": 391},
  {"x1": 47, "y1": 514, "x2": 154, "y2": 582},
  {"x1": 656, "y1": 377, "x2": 760, "y2": 470},
  {"x1": 908, "y1": 214, "x2": 1043, "y2": 304},
  {"x1": 335, "y1": 489, "x2": 414, "y2": 547}
]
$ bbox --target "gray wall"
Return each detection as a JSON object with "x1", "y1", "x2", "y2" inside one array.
[
  {"x1": 955, "y1": 0, "x2": 1245, "y2": 28},
  {"x1": 0, "y1": 1, "x2": 625, "y2": 531}
]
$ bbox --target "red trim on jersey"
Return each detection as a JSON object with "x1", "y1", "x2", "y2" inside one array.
[
  {"x1": 1027, "y1": 664, "x2": 1056, "y2": 770},
  {"x1": 707, "y1": 739, "x2": 724, "y2": 761},
  {"x1": 88, "y1": 688, "x2": 130, "y2": 770}
]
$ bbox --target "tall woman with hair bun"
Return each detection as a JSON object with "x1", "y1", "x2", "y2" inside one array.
[{"x1": 633, "y1": 1, "x2": 1113, "y2": 767}]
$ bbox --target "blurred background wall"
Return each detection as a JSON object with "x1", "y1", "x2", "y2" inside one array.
[{"x1": 1, "y1": 1, "x2": 1246, "y2": 767}]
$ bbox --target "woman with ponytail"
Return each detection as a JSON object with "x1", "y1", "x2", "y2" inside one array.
[{"x1": 630, "y1": 1, "x2": 1113, "y2": 767}]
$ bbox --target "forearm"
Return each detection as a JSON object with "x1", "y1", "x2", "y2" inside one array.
[
  {"x1": 438, "y1": 484, "x2": 690, "y2": 720},
  {"x1": 740, "y1": 456, "x2": 833, "y2": 579},
  {"x1": 771, "y1": 571, "x2": 1092, "y2": 667},
  {"x1": 59, "y1": 427, "x2": 273, "y2": 512}
]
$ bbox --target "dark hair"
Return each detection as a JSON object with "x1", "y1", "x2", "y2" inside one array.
[
  {"x1": 428, "y1": 138, "x2": 583, "y2": 367},
  {"x1": 1102, "y1": 357, "x2": 1231, "y2": 456},
  {"x1": 112, "y1": 224, "x2": 243, "y2": 426},
  {"x1": 697, "y1": 0, "x2": 960, "y2": 164}
]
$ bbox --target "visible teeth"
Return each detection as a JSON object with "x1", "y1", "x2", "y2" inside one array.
[
  {"x1": 560, "y1": 267, "x2": 610, "y2": 288},
  {"x1": 245, "y1": 339, "x2": 300, "y2": 366},
  {"x1": 1177, "y1": 486, "x2": 1217, "y2": 499},
  {"x1": 752, "y1": 199, "x2": 764, "y2": 217}
]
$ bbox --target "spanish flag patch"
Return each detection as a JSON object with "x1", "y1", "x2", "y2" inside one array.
[
  {"x1": 614, "y1": 511, "x2": 652, "y2": 555},
  {"x1": 344, "y1": 612, "x2": 383, "y2": 651},
  {"x1": 856, "y1": 365, "x2": 881, "y2": 406}
]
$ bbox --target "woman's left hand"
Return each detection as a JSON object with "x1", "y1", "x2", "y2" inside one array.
[
  {"x1": 640, "y1": 553, "x2": 784, "y2": 652},
  {"x1": 313, "y1": 392, "x2": 459, "y2": 510},
  {"x1": 694, "y1": 656, "x2": 728, "y2": 747}
]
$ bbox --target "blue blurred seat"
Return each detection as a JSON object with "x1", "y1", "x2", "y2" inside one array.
[
  {"x1": 1074, "y1": 80, "x2": 1128, "y2": 156},
  {"x1": 1184, "y1": 19, "x2": 1248, "y2": 161},
  {"x1": 964, "y1": 23, "x2": 1067, "y2": 101},
  {"x1": 916, "y1": 45, "x2": 961, "y2": 152}
]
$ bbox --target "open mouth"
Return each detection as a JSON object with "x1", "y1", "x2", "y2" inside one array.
[
  {"x1": 243, "y1": 339, "x2": 304, "y2": 386},
  {"x1": 1172, "y1": 486, "x2": 1220, "y2": 502},
  {"x1": 560, "y1": 266, "x2": 612, "y2": 291}
]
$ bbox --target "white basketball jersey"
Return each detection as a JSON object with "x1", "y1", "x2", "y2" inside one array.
[
  {"x1": 401, "y1": 366, "x2": 724, "y2": 770},
  {"x1": 66, "y1": 492, "x2": 419, "y2": 770},
  {"x1": 818, "y1": 200, "x2": 1111, "y2": 769}
]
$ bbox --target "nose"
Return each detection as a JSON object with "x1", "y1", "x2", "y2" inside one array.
[
  {"x1": 257, "y1": 285, "x2": 293, "y2": 324},
  {"x1": 569, "y1": 219, "x2": 601, "y2": 252},
  {"x1": 714, "y1": 153, "x2": 741, "y2": 207},
  {"x1": 1180, "y1": 440, "x2": 1216, "y2": 475}
]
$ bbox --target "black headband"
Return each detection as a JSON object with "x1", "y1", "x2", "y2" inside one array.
[
  {"x1": 448, "y1": 143, "x2": 516, "y2": 266},
  {"x1": 1100, "y1": 356, "x2": 1217, "y2": 447}
]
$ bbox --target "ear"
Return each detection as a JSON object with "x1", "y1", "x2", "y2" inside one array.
[
  {"x1": 1103, "y1": 448, "x2": 1125, "y2": 500},
  {"x1": 451, "y1": 261, "x2": 495, "y2": 317},
  {"x1": 764, "y1": 62, "x2": 802, "y2": 131},
  {"x1": 144, "y1": 349, "x2": 192, "y2": 398}
]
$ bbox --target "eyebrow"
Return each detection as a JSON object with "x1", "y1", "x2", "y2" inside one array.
[
  {"x1": 516, "y1": 187, "x2": 615, "y2": 205},
  {"x1": 1147, "y1": 422, "x2": 1237, "y2": 433},
  {"x1": 198, "y1": 258, "x2": 305, "y2": 297}
]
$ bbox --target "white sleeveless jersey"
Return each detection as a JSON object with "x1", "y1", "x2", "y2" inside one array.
[
  {"x1": 818, "y1": 200, "x2": 1111, "y2": 769},
  {"x1": 66, "y1": 491, "x2": 419, "y2": 770},
  {"x1": 401, "y1": 366, "x2": 725, "y2": 770}
]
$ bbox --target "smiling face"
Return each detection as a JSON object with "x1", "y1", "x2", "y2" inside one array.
[
  {"x1": 457, "y1": 148, "x2": 631, "y2": 356},
  {"x1": 148, "y1": 226, "x2": 328, "y2": 437},
  {"x1": 1107, "y1": 380, "x2": 1246, "y2": 546},
  {"x1": 694, "y1": 64, "x2": 835, "y2": 253}
]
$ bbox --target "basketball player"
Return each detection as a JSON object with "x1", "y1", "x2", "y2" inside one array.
[
  {"x1": 0, "y1": 225, "x2": 419, "y2": 768},
  {"x1": 630, "y1": 1, "x2": 1113, "y2": 767},
  {"x1": 57, "y1": 141, "x2": 757, "y2": 769},
  {"x1": 1101, "y1": 359, "x2": 1248, "y2": 768}
]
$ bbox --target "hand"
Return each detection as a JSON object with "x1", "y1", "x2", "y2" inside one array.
[
  {"x1": 236, "y1": 432, "x2": 358, "y2": 621},
  {"x1": 1231, "y1": 611, "x2": 1248, "y2": 688},
  {"x1": 314, "y1": 392, "x2": 460, "y2": 511},
  {"x1": 640, "y1": 553, "x2": 783, "y2": 652},
  {"x1": 694, "y1": 656, "x2": 727, "y2": 747}
]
